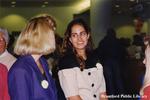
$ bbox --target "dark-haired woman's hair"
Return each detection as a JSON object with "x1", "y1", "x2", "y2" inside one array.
[{"x1": 61, "y1": 18, "x2": 94, "y2": 71}]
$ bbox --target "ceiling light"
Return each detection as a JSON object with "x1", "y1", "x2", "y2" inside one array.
[
  {"x1": 11, "y1": 1, "x2": 16, "y2": 4},
  {"x1": 115, "y1": 5, "x2": 120, "y2": 8},
  {"x1": 42, "y1": 5, "x2": 46, "y2": 8},
  {"x1": 75, "y1": 0, "x2": 90, "y2": 12},
  {"x1": 44, "y1": 1, "x2": 48, "y2": 4}
]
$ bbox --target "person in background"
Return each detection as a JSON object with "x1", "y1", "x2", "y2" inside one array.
[
  {"x1": 96, "y1": 28, "x2": 125, "y2": 96},
  {"x1": 0, "y1": 28, "x2": 16, "y2": 70},
  {"x1": 140, "y1": 35, "x2": 150, "y2": 100},
  {"x1": 0, "y1": 63, "x2": 10, "y2": 100},
  {"x1": 58, "y1": 18, "x2": 107, "y2": 100},
  {"x1": 8, "y1": 16, "x2": 57, "y2": 100}
]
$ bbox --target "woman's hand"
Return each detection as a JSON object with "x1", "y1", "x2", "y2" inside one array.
[
  {"x1": 68, "y1": 95, "x2": 82, "y2": 100},
  {"x1": 100, "y1": 92, "x2": 108, "y2": 100}
]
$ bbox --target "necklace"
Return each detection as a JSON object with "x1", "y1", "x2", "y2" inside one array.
[{"x1": 35, "y1": 60, "x2": 49, "y2": 89}]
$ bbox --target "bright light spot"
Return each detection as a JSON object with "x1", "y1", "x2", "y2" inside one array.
[
  {"x1": 115, "y1": 5, "x2": 120, "y2": 8},
  {"x1": 11, "y1": 1, "x2": 16, "y2": 4},
  {"x1": 11, "y1": 5, "x2": 15, "y2": 7},
  {"x1": 44, "y1": 1, "x2": 48, "y2": 4},
  {"x1": 42, "y1": 5, "x2": 46, "y2": 8},
  {"x1": 75, "y1": 0, "x2": 90, "y2": 12}
]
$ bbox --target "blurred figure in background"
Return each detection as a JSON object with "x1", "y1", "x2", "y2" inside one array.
[
  {"x1": 8, "y1": 16, "x2": 57, "y2": 100},
  {"x1": 0, "y1": 28, "x2": 16, "y2": 70},
  {"x1": 96, "y1": 28, "x2": 125, "y2": 96},
  {"x1": 0, "y1": 63, "x2": 10, "y2": 100}
]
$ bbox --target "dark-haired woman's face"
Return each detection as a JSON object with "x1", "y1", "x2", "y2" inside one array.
[{"x1": 69, "y1": 24, "x2": 89, "y2": 51}]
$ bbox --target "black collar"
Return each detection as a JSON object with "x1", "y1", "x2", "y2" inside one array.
[{"x1": 58, "y1": 51, "x2": 100, "y2": 70}]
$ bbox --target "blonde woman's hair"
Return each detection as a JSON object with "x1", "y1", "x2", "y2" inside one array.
[
  {"x1": 34, "y1": 14, "x2": 56, "y2": 30},
  {"x1": 14, "y1": 16, "x2": 56, "y2": 55}
]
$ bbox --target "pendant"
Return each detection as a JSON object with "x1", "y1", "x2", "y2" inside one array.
[{"x1": 41, "y1": 80, "x2": 49, "y2": 89}]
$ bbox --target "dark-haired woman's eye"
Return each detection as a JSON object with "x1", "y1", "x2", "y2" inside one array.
[
  {"x1": 71, "y1": 33, "x2": 77, "y2": 38},
  {"x1": 80, "y1": 31, "x2": 87, "y2": 36}
]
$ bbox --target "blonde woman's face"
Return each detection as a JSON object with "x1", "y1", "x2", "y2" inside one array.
[
  {"x1": 69, "y1": 24, "x2": 89, "y2": 51},
  {"x1": 0, "y1": 32, "x2": 6, "y2": 54}
]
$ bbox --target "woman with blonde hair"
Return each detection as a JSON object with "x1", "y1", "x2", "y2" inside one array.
[{"x1": 8, "y1": 16, "x2": 57, "y2": 100}]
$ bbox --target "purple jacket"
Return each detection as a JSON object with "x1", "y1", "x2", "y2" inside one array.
[{"x1": 8, "y1": 55, "x2": 57, "y2": 100}]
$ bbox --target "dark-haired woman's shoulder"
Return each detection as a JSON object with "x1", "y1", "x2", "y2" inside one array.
[
  {"x1": 85, "y1": 51, "x2": 101, "y2": 68},
  {"x1": 58, "y1": 52, "x2": 79, "y2": 70}
]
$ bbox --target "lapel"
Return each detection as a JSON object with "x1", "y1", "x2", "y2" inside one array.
[
  {"x1": 39, "y1": 56, "x2": 54, "y2": 86},
  {"x1": 24, "y1": 55, "x2": 55, "y2": 90}
]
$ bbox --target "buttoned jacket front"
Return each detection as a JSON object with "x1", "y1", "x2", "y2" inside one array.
[{"x1": 58, "y1": 52, "x2": 106, "y2": 100}]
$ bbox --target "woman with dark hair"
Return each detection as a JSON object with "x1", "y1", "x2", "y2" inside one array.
[{"x1": 58, "y1": 18, "x2": 107, "y2": 100}]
